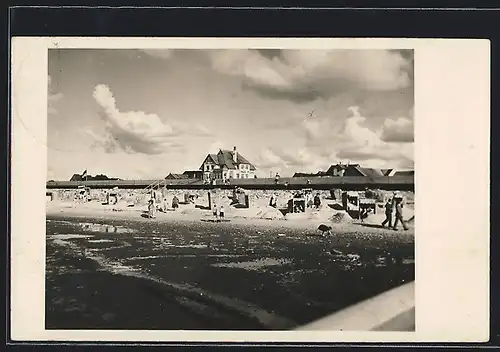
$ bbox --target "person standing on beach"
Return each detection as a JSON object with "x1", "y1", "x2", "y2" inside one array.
[
  {"x1": 148, "y1": 199, "x2": 156, "y2": 219},
  {"x1": 381, "y1": 198, "x2": 394, "y2": 228},
  {"x1": 392, "y1": 196, "x2": 408, "y2": 231},
  {"x1": 269, "y1": 194, "x2": 277, "y2": 208},
  {"x1": 213, "y1": 203, "x2": 218, "y2": 219},
  {"x1": 172, "y1": 195, "x2": 179, "y2": 211},
  {"x1": 314, "y1": 193, "x2": 321, "y2": 209}
]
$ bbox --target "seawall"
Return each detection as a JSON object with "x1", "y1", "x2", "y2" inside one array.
[{"x1": 46, "y1": 176, "x2": 415, "y2": 192}]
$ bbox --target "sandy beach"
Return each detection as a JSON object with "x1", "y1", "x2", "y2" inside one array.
[
  {"x1": 45, "y1": 189, "x2": 415, "y2": 330},
  {"x1": 46, "y1": 191, "x2": 415, "y2": 236}
]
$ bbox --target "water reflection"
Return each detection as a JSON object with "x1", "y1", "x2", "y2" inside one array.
[
  {"x1": 78, "y1": 222, "x2": 134, "y2": 234},
  {"x1": 328, "y1": 247, "x2": 414, "y2": 269}
]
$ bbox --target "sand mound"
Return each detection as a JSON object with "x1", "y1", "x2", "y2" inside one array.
[
  {"x1": 232, "y1": 206, "x2": 285, "y2": 220},
  {"x1": 259, "y1": 207, "x2": 285, "y2": 220},
  {"x1": 307, "y1": 204, "x2": 343, "y2": 221},
  {"x1": 284, "y1": 212, "x2": 308, "y2": 221},
  {"x1": 329, "y1": 202, "x2": 344, "y2": 211},
  {"x1": 329, "y1": 210, "x2": 355, "y2": 224}
]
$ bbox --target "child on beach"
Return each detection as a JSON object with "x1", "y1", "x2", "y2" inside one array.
[
  {"x1": 148, "y1": 199, "x2": 156, "y2": 219},
  {"x1": 213, "y1": 203, "x2": 218, "y2": 219}
]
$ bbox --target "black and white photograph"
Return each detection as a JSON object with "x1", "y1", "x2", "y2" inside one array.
[{"x1": 43, "y1": 47, "x2": 416, "y2": 332}]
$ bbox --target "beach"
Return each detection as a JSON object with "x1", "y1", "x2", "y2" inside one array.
[
  {"x1": 46, "y1": 194, "x2": 415, "y2": 330},
  {"x1": 46, "y1": 187, "x2": 415, "y2": 235}
]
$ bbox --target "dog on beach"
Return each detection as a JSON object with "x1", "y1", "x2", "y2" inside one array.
[{"x1": 317, "y1": 224, "x2": 332, "y2": 237}]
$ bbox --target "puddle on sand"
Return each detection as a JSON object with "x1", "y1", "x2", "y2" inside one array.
[
  {"x1": 88, "y1": 239, "x2": 115, "y2": 243},
  {"x1": 375, "y1": 256, "x2": 415, "y2": 267},
  {"x1": 78, "y1": 222, "x2": 134, "y2": 234},
  {"x1": 212, "y1": 258, "x2": 292, "y2": 271},
  {"x1": 50, "y1": 234, "x2": 94, "y2": 240},
  {"x1": 168, "y1": 244, "x2": 208, "y2": 249},
  {"x1": 52, "y1": 237, "x2": 296, "y2": 329}
]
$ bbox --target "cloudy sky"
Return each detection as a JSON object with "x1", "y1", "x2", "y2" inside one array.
[{"x1": 47, "y1": 48, "x2": 414, "y2": 180}]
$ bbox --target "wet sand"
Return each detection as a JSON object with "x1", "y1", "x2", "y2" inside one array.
[{"x1": 46, "y1": 211, "x2": 415, "y2": 330}]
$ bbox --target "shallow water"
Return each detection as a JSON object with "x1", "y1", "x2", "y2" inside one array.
[{"x1": 45, "y1": 215, "x2": 415, "y2": 330}]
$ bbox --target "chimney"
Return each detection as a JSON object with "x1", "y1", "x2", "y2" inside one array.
[{"x1": 233, "y1": 146, "x2": 238, "y2": 163}]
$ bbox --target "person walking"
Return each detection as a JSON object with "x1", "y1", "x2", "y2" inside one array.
[
  {"x1": 393, "y1": 196, "x2": 408, "y2": 231},
  {"x1": 381, "y1": 198, "x2": 394, "y2": 228}
]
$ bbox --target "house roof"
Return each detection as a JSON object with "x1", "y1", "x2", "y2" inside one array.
[
  {"x1": 70, "y1": 174, "x2": 83, "y2": 181},
  {"x1": 393, "y1": 170, "x2": 414, "y2": 177},
  {"x1": 325, "y1": 164, "x2": 385, "y2": 177},
  {"x1": 201, "y1": 149, "x2": 256, "y2": 170},
  {"x1": 355, "y1": 167, "x2": 385, "y2": 178},
  {"x1": 208, "y1": 154, "x2": 219, "y2": 164},
  {"x1": 326, "y1": 163, "x2": 360, "y2": 173},
  {"x1": 165, "y1": 173, "x2": 188, "y2": 179},
  {"x1": 183, "y1": 170, "x2": 202, "y2": 174}
]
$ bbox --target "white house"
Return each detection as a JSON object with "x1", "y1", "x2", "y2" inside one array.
[{"x1": 199, "y1": 146, "x2": 257, "y2": 182}]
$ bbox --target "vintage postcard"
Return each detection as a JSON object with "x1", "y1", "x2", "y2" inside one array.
[{"x1": 10, "y1": 37, "x2": 490, "y2": 343}]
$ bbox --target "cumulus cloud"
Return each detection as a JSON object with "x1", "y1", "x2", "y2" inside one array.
[
  {"x1": 327, "y1": 106, "x2": 413, "y2": 165},
  {"x1": 381, "y1": 117, "x2": 414, "y2": 142},
  {"x1": 208, "y1": 49, "x2": 413, "y2": 102},
  {"x1": 90, "y1": 84, "x2": 180, "y2": 154},
  {"x1": 256, "y1": 105, "x2": 414, "y2": 175},
  {"x1": 48, "y1": 75, "x2": 63, "y2": 114},
  {"x1": 256, "y1": 146, "x2": 334, "y2": 173}
]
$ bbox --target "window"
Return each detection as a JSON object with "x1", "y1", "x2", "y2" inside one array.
[{"x1": 236, "y1": 173, "x2": 240, "y2": 179}]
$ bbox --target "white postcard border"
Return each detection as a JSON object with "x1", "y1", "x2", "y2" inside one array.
[{"x1": 10, "y1": 37, "x2": 491, "y2": 342}]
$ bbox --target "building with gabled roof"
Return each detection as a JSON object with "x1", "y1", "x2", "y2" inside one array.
[
  {"x1": 325, "y1": 163, "x2": 385, "y2": 178},
  {"x1": 386, "y1": 169, "x2": 415, "y2": 177},
  {"x1": 182, "y1": 170, "x2": 203, "y2": 180},
  {"x1": 199, "y1": 146, "x2": 257, "y2": 182},
  {"x1": 165, "y1": 173, "x2": 188, "y2": 180}
]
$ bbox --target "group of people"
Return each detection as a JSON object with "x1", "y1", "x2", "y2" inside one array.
[
  {"x1": 269, "y1": 191, "x2": 322, "y2": 212},
  {"x1": 381, "y1": 192, "x2": 409, "y2": 231},
  {"x1": 212, "y1": 203, "x2": 225, "y2": 220},
  {"x1": 147, "y1": 194, "x2": 180, "y2": 219}
]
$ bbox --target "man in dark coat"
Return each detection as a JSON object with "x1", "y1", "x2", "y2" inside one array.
[
  {"x1": 392, "y1": 196, "x2": 408, "y2": 231},
  {"x1": 381, "y1": 198, "x2": 394, "y2": 228}
]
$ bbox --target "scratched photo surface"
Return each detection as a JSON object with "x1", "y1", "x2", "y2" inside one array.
[{"x1": 45, "y1": 48, "x2": 415, "y2": 331}]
